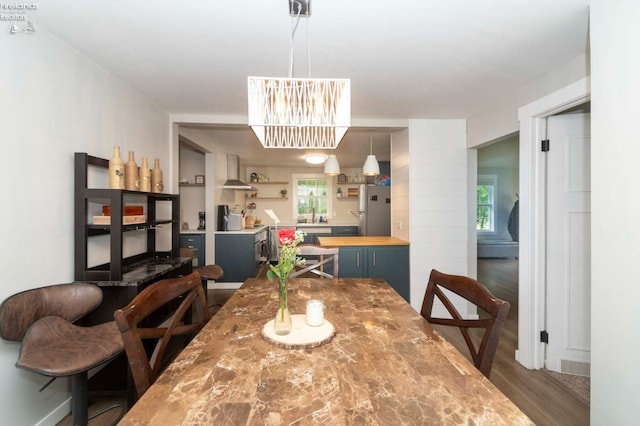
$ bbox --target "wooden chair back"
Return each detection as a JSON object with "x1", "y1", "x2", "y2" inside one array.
[
  {"x1": 290, "y1": 245, "x2": 339, "y2": 278},
  {"x1": 114, "y1": 271, "x2": 210, "y2": 399},
  {"x1": 420, "y1": 269, "x2": 510, "y2": 378}
]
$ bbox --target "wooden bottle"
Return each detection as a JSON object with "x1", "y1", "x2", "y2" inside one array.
[
  {"x1": 139, "y1": 156, "x2": 151, "y2": 192},
  {"x1": 109, "y1": 146, "x2": 125, "y2": 189},
  {"x1": 125, "y1": 151, "x2": 139, "y2": 191},
  {"x1": 151, "y1": 158, "x2": 163, "y2": 193}
]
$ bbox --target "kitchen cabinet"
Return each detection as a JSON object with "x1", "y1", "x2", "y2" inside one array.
[
  {"x1": 333, "y1": 226, "x2": 358, "y2": 236},
  {"x1": 338, "y1": 245, "x2": 410, "y2": 303},
  {"x1": 180, "y1": 233, "x2": 205, "y2": 267},
  {"x1": 215, "y1": 229, "x2": 267, "y2": 282}
]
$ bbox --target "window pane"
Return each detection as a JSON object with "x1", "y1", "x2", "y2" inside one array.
[
  {"x1": 477, "y1": 185, "x2": 491, "y2": 204},
  {"x1": 477, "y1": 206, "x2": 490, "y2": 230},
  {"x1": 298, "y1": 198, "x2": 309, "y2": 215},
  {"x1": 295, "y1": 176, "x2": 330, "y2": 217},
  {"x1": 317, "y1": 198, "x2": 328, "y2": 214}
]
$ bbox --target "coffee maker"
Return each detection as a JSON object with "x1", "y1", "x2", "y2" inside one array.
[
  {"x1": 198, "y1": 212, "x2": 206, "y2": 230},
  {"x1": 217, "y1": 205, "x2": 230, "y2": 231}
]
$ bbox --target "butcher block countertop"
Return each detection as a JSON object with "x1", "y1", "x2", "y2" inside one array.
[{"x1": 318, "y1": 236, "x2": 409, "y2": 246}]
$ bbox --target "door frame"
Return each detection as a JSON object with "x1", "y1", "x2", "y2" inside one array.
[{"x1": 516, "y1": 76, "x2": 590, "y2": 369}]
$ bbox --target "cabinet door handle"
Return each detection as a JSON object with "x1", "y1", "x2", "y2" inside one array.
[
  {"x1": 372, "y1": 252, "x2": 376, "y2": 267},
  {"x1": 356, "y1": 252, "x2": 360, "y2": 268}
]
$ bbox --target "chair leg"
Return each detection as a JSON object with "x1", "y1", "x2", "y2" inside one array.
[{"x1": 71, "y1": 371, "x2": 88, "y2": 426}]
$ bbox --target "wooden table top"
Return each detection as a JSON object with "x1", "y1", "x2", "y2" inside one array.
[
  {"x1": 318, "y1": 236, "x2": 410, "y2": 246},
  {"x1": 120, "y1": 278, "x2": 531, "y2": 425}
]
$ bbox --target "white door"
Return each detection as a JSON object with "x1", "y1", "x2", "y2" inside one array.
[{"x1": 545, "y1": 112, "x2": 591, "y2": 375}]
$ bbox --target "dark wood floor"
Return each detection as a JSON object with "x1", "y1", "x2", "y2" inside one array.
[
  {"x1": 432, "y1": 259, "x2": 590, "y2": 426},
  {"x1": 60, "y1": 261, "x2": 589, "y2": 425}
]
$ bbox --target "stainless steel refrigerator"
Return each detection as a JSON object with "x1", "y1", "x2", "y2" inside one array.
[{"x1": 358, "y1": 184, "x2": 391, "y2": 236}]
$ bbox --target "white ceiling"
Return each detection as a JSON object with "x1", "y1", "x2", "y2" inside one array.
[{"x1": 33, "y1": 0, "x2": 590, "y2": 167}]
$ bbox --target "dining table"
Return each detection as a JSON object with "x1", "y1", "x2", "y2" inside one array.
[{"x1": 119, "y1": 277, "x2": 532, "y2": 425}]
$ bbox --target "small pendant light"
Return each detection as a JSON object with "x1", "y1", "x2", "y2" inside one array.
[
  {"x1": 363, "y1": 134, "x2": 380, "y2": 176},
  {"x1": 324, "y1": 154, "x2": 341, "y2": 175}
]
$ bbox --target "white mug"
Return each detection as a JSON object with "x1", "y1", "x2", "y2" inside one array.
[{"x1": 306, "y1": 299, "x2": 324, "y2": 327}]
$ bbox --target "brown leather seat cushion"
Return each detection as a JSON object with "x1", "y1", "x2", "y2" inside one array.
[
  {"x1": 17, "y1": 316, "x2": 123, "y2": 376},
  {"x1": 198, "y1": 265, "x2": 223, "y2": 281}
]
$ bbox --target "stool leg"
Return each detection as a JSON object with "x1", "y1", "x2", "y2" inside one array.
[
  {"x1": 201, "y1": 279, "x2": 208, "y2": 303},
  {"x1": 71, "y1": 371, "x2": 88, "y2": 426}
]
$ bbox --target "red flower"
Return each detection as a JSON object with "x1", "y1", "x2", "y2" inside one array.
[{"x1": 277, "y1": 228, "x2": 296, "y2": 246}]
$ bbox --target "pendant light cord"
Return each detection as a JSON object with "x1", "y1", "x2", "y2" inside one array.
[
  {"x1": 288, "y1": 0, "x2": 312, "y2": 79},
  {"x1": 288, "y1": 2, "x2": 302, "y2": 78}
]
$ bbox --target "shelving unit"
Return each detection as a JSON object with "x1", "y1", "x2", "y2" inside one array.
[
  {"x1": 250, "y1": 181, "x2": 289, "y2": 185},
  {"x1": 179, "y1": 183, "x2": 205, "y2": 188},
  {"x1": 245, "y1": 180, "x2": 290, "y2": 202},
  {"x1": 74, "y1": 152, "x2": 180, "y2": 281}
]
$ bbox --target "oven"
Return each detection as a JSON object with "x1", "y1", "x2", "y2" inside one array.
[{"x1": 254, "y1": 229, "x2": 268, "y2": 276}]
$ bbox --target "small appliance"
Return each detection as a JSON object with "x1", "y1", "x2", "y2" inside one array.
[
  {"x1": 198, "y1": 212, "x2": 206, "y2": 230},
  {"x1": 227, "y1": 213, "x2": 243, "y2": 231},
  {"x1": 217, "y1": 205, "x2": 230, "y2": 231}
]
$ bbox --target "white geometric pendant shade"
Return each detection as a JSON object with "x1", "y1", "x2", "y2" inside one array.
[{"x1": 248, "y1": 77, "x2": 350, "y2": 149}]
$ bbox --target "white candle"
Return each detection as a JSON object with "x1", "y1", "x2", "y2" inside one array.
[{"x1": 306, "y1": 299, "x2": 324, "y2": 327}]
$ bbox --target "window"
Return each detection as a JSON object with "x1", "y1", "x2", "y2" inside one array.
[
  {"x1": 293, "y1": 174, "x2": 333, "y2": 221},
  {"x1": 477, "y1": 175, "x2": 497, "y2": 233}
]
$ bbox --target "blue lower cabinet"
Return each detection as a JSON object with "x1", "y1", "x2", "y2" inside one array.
[
  {"x1": 338, "y1": 245, "x2": 410, "y2": 303},
  {"x1": 367, "y1": 246, "x2": 410, "y2": 303},
  {"x1": 180, "y1": 234, "x2": 205, "y2": 267},
  {"x1": 215, "y1": 234, "x2": 257, "y2": 282},
  {"x1": 333, "y1": 226, "x2": 358, "y2": 236},
  {"x1": 339, "y1": 247, "x2": 366, "y2": 278}
]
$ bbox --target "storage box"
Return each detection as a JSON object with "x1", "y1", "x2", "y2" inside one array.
[
  {"x1": 102, "y1": 205, "x2": 144, "y2": 216},
  {"x1": 92, "y1": 215, "x2": 146, "y2": 225}
]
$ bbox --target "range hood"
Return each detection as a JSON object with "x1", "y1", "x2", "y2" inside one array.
[{"x1": 223, "y1": 154, "x2": 254, "y2": 190}]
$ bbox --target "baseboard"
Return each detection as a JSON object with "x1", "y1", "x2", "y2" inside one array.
[
  {"x1": 209, "y1": 281, "x2": 242, "y2": 290},
  {"x1": 36, "y1": 397, "x2": 71, "y2": 426}
]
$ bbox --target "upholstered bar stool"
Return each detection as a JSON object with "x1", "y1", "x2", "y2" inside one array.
[
  {"x1": 180, "y1": 248, "x2": 224, "y2": 302},
  {"x1": 0, "y1": 283, "x2": 124, "y2": 426}
]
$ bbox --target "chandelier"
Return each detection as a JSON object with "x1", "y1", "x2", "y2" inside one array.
[{"x1": 247, "y1": 0, "x2": 350, "y2": 149}]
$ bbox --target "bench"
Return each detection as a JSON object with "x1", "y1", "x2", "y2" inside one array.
[{"x1": 477, "y1": 240, "x2": 518, "y2": 258}]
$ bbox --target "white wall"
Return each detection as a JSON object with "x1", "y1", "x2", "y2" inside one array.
[
  {"x1": 0, "y1": 30, "x2": 169, "y2": 425},
  {"x1": 407, "y1": 120, "x2": 468, "y2": 312},
  {"x1": 590, "y1": 1, "x2": 640, "y2": 423},
  {"x1": 467, "y1": 53, "x2": 590, "y2": 149},
  {"x1": 391, "y1": 129, "x2": 410, "y2": 243}
]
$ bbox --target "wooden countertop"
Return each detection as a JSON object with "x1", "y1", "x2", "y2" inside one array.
[
  {"x1": 120, "y1": 278, "x2": 531, "y2": 425},
  {"x1": 318, "y1": 236, "x2": 410, "y2": 246}
]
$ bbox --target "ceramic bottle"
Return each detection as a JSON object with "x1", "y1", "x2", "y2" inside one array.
[
  {"x1": 109, "y1": 146, "x2": 125, "y2": 189},
  {"x1": 125, "y1": 151, "x2": 139, "y2": 191},
  {"x1": 151, "y1": 158, "x2": 163, "y2": 193},
  {"x1": 139, "y1": 156, "x2": 151, "y2": 192}
]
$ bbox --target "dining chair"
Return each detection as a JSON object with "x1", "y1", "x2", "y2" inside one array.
[
  {"x1": 0, "y1": 283, "x2": 124, "y2": 426},
  {"x1": 420, "y1": 269, "x2": 510, "y2": 378},
  {"x1": 290, "y1": 245, "x2": 339, "y2": 278},
  {"x1": 114, "y1": 271, "x2": 210, "y2": 399}
]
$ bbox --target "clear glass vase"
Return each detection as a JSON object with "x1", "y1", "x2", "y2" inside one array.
[{"x1": 274, "y1": 277, "x2": 292, "y2": 335}]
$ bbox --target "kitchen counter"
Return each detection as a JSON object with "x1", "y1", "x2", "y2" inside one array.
[
  {"x1": 280, "y1": 222, "x2": 356, "y2": 227},
  {"x1": 318, "y1": 236, "x2": 410, "y2": 246},
  {"x1": 214, "y1": 225, "x2": 268, "y2": 235},
  {"x1": 180, "y1": 229, "x2": 205, "y2": 234}
]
